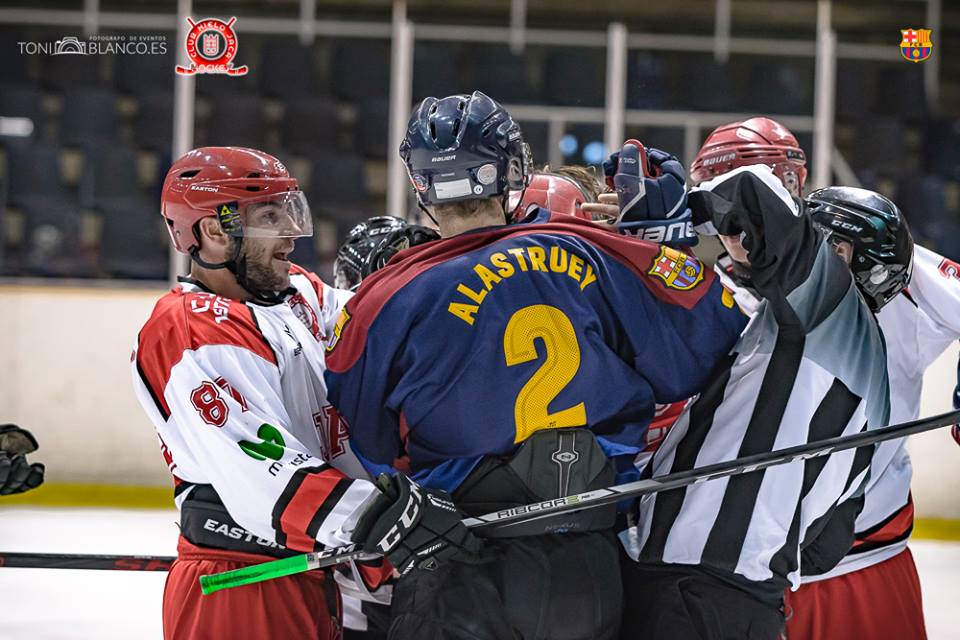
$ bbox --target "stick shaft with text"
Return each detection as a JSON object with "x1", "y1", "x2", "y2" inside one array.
[{"x1": 198, "y1": 408, "x2": 960, "y2": 595}]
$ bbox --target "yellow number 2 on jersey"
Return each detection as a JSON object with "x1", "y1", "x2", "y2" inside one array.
[{"x1": 503, "y1": 304, "x2": 587, "y2": 443}]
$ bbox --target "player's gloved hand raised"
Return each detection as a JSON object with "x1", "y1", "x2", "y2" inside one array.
[
  {"x1": 603, "y1": 140, "x2": 696, "y2": 245},
  {"x1": 0, "y1": 424, "x2": 45, "y2": 495},
  {"x1": 352, "y1": 473, "x2": 481, "y2": 577}
]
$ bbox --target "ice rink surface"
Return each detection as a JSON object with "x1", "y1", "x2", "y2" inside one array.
[{"x1": 0, "y1": 507, "x2": 957, "y2": 639}]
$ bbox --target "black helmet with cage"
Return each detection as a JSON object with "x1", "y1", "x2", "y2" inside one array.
[{"x1": 805, "y1": 186, "x2": 914, "y2": 312}]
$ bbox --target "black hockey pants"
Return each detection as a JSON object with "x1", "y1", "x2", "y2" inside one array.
[
  {"x1": 619, "y1": 559, "x2": 785, "y2": 640},
  {"x1": 386, "y1": 530, "x2": 622, "y2": 640}
]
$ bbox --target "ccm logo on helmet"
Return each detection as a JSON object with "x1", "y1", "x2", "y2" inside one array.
[{"x1": 830, "y1": 220, "x2": 864, "y2": 233}]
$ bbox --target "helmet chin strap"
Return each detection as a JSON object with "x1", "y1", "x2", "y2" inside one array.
[{"x1": 188, "y1": 237, "x2": 292, "y2": 305}]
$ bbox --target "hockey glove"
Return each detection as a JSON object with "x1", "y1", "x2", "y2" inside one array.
[
  {"x1": 603, "y1": 140, "x2": 696, "y2": 245},
  {"x1": 352, "y1": 473, "x2": 481, "y2": 577},
  {"x1": 0, "y1": 425, "x2": 45, "y2": 495},
  {"x1": 361, "y1": 225, "x2": 441, "y2": 279}
]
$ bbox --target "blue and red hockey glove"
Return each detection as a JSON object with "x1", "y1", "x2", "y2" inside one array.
[{"x1": 603, "y1": 140, "x2": 697, "y2": 246}]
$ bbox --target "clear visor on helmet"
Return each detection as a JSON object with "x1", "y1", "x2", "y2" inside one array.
[{"x1": 217, "y1": 190, "x2": 313, "y2": 239}]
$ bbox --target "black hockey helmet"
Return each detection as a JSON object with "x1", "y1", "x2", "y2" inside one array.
[
  {"x1": 805, "y1": 186, "x2": 914, "y2": 312},
  {"x1": 399, "y1": 91, "x2": 531, "y2": 210},
  {"x1": 334, "y1": 216, "x2": 407, "y2": 291}
]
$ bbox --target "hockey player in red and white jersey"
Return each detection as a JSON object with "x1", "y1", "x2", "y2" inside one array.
[
  {"x1": 690, "y1": 118, "x2": 958, "y2": 639},
  {"x1": 132, "y1": 147, "x2": 390, "y2": 640}
]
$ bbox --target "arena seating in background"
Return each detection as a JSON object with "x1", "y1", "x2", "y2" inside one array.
[
  {"x1": 744, "y1": 59, "x2": 812, "y2": 115},
  {"x1": 413, "y1": 43, "x2": 462, "y2": 101},
  {"x1": 0, "y1": 29, "x2": 957, "y2": 277},
  {"x1": 205, "y1": 95, "x2": 266, "y2": 149},
  {"x1": 355, "y1": 98, "x2": 390, "y2": 159},
  {"x1": 544, "y1": 50, "x2": 605, "y2": 107},
  {"x1": 923, "y1": 119, "x2": 960, "y2": 182},
  {"x1": 332, "y1": 40, "x2": 391, "y2": 102},
  {"x1": 853, "y1": 117, "x2": 906, "y2": 177},
  {"x1": 80, "y1": 143, "x2": 141, "y2": 209},
  {"x1": 471, "y1": 46, "x2": 538, "y2": 105},
  {"x1": 835, "y1": 60, "x2": 879, "y2": 122},
  {"x1": 114, "y1": 48, "x2": 174, "y2": 97},
  {"x1": 626, "y1": 52, "x2": 667, "y2": 109},
  {"x1": 18, "y1": 195, "x2": 90, "y2": 277},
  {"x1": 517, "y1": 120, "x2": 548, "y2": 167},
  {"x1": 674, "y1": 55, "x2": 736, "y2": 112},
  {"x1": 4, "y1": 141, "x2": 68, "y2": 206},
  {"x1": 0, "y1": 29, "x2": 29, "y2": 85},
  {"x1": 877, "y1": 66, "x2": 928, "y2": 123},
  {"x1": 259, "y1": 41, "x2": 322, "y2": 99},
  {"x1": 60, "y1": 87, "x2": 119, "y2": 147},
  {"x1": 96, "y1": 198, "x2": 167, "y2": 279},
  {"x1": 280, "y1": 97, "x2": 343, "y2": 155},
  {"x1": 0, "y1": 84, "x2": 45, "y2": 141},
  {"x1": 132, "y1": 91, "x2": 173, "y2": 151},
  {"x1": 308, "y1": 149, "x2": 368, "y2": 219},
  {"x1": 41, "y1": 52, "x2": 101, "y2": 91}
]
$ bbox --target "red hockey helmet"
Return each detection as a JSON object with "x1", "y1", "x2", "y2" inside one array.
[
  {"x1": 160, "y1": 147, "x2": 311, "y2": 255},
  {"x1": 690, "y1": 117, "x2": 807, "y2": 197},
  {"x1": 508, "y1": 173, "x2": 592, "y2": 222}
]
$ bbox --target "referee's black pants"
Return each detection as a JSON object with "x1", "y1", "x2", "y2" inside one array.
[
  {"x1": 620, "y1": 558, "x2": 785, "y2": 640},
  {"x1": 386, "y1": 531, "x2": 622, "y2": 640}
]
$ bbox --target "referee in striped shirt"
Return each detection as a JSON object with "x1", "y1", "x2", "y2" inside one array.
[{"x1": 619, "y1": 165, "x2": 895, "y2": 639}]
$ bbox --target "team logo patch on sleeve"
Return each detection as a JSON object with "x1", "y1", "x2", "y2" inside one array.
[
  {"x1": 647, "y1": 246, "x2": 704, "y2": 291},
  {"x1": 326, "y1": 308, "x2": 351, "y2": 352}
]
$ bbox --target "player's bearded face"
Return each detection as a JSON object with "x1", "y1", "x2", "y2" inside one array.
[{"x1": 241, "y1": 236, "x2": 294, "y2": 291}]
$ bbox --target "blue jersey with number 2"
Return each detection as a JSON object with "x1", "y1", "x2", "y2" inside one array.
[{"x1": 325, "y1": 213, "x2": 747, "y2": 492}]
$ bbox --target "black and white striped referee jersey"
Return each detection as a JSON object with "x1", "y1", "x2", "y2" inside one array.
[{"x1": 619, "y1": 165, "x2": 891, "y2": 598}]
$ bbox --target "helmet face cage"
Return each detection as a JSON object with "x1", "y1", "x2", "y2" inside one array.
[
  {"x1": 806, "y1": 188, "x2": 914, "y2": 312},
  {"x1": 334, "y1": 216, "x2": 408, "y2": 290},
  {"x1": 334, "y1": 257, "x2": 363, "y2": 291}
]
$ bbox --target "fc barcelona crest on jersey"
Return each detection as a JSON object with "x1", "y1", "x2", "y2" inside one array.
[
  {"x1": 647, "y1": 246, "x2": 704, "y2": 291},
  {"x1": 900, "y1": 28, "x2": 932, "y2": 63}
]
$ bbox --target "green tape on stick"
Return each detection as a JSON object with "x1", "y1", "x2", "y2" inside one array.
[{"x1": 200, "y1": 554, "x2": 310, "y2": 595}]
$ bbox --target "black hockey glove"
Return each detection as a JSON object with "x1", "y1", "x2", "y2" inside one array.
[
  {"x1": 0, "y1": 425, "x2": 45, "y2": 495},
  {"x1": 352, "y1": 473, "x2": 482, "y2": 577}
]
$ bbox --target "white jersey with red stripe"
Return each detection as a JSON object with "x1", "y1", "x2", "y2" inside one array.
[
  {"x1": 807, "y1": 244, "x2": 960, "y2": 581},
  {"x1": 131, "y1": 264, "x2": 378, "y2": 554}
]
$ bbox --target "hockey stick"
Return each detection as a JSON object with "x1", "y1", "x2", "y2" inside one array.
[
  {"x1": 0, "y1": 552, "x2": 174, "y2": 571},
  {"x1": 198, "y1": 407, "x2": 960, "y2": 595}
]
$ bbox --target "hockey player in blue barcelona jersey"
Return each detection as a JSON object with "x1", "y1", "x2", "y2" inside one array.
[{"x1": 323, "y1": 91, "x2": 747, "y2": 640}]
